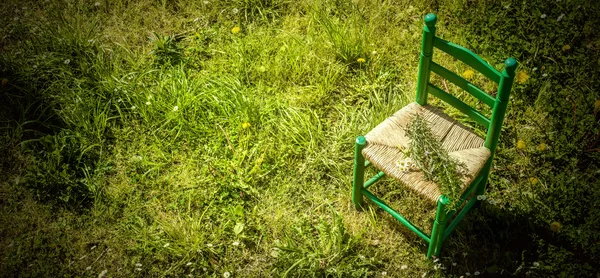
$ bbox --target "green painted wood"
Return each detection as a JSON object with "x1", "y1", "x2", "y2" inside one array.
[
  {"x1": 364, "y1": 172, "x2": 385, "y2": 189},
  {"x1": 361, "y1": 188, "x2": 431, "y2": 243},
  {"x1": 485, "y1": 58, "x2": 516, "y2": 154},
  {"x1": 427, "y1": 83, "x2": 490, "y2": 128},
  {"x1": 443, "y1": 196, "x2": 477, "y2": 242},
  {"x1": 430, "y1": 62, "x2": 496, "y2": 107},
  {"x1": 352, "y1": 136, "x2": 367, "y2": 207},
  {"x1": 433, "y1": 37, "x2": 502, "y2": 84},
  {"x1": 427, "y1": 195, "x2": 450, "y2": 258},
  {"x1": 475, "y1": 160, "x2": 492, "y2": 196},
  {"x1": 415, "y1": 13, "x2": 437, "y2": 105}
]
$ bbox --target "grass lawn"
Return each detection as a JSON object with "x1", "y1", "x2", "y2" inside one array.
[{"x1": 1, "y1": 0, "x2": 599, "y2": 277}]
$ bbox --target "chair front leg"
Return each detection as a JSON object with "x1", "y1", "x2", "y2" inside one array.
[
  {"x1": 427, "y1": 195, "x2": 450, "y2": 258},
  {"x1": 352, "y1": 136, "x2": 367, "y2": 208}
]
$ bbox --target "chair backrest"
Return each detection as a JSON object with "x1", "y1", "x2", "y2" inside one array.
[{"x1": 414, "y1": 13, "x2": 516, "y2": 156}]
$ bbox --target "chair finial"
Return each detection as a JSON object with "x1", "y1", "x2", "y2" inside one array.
[
  {"x1": 424, "y1": 13, "x2": 437, "y2": 27},
  {"x1": 504, "y1": 58, "x2": 517, "y2": 76},
  {"x1": 438, "y1": 195, "x2": 450, "y2": 205}
]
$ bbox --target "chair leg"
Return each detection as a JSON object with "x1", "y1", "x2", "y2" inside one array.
[
  {"x1": 427, "y1": 195, "x2": 450, "y2": 258},
  {"x1": 352, "y1": 136, "x2": 367, "y2": 208},
  {"x1": 475, "y1": 160, "x2": 493, "y2": 197}
]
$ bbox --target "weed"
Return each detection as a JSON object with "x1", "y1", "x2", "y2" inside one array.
[{"x1": 150, "y1": 32, "x2": 184, "y2": 66}]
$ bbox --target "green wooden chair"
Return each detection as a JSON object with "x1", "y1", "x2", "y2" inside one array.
[{"x1": 351, "y1": 13, "x2": 516, "y2": 258}]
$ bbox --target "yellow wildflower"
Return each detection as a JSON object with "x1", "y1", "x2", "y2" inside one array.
[
  {"x1": 462, "y1": 69, "x2": 475, "y2": 80},
  {"x1": 594, "y1": 99, "x2": 600, "y2": 111},
  {"x1": 241, "y1": 122, "x2": 251, "y2": 129},
  {"x1": 537, "y1": 143, "x2": 547, "y2": 151},
  {"x1": 516, "y1": 71, "x2": 529, "y2": 84},
  {"x1": 529, "y1": 177, "x2": 539, "y2": 184},
  {"x1": 517, "y1": 140, "x2": 526, "y2": 150},
  {"x1": 231, "y1": 26, "x2": 241, "y2": 34},
  {"x1": 356, "y1": 57, "x2": 366, "y2": 63},
  {"x1": 550, "y1": 221, "x2": 562, "y2": 232},
  {"x1": 562, "y1": 44, "x2": 571, "y2": 51}
]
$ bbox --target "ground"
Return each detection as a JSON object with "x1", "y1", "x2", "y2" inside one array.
[{"x1": 1, "y1": 0, "x2": 599, "y2": 277}]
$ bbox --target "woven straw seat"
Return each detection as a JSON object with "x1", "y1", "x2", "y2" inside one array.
[{"x1": 362, "y1": 102, "x2": 491, "y2": 203}]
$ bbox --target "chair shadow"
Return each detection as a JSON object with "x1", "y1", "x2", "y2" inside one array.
[{"x1": 375, "y1": 198, "x2": 597, "y2": 276}]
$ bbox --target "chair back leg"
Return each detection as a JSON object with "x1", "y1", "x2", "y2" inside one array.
[
  {"x1": 475, "y1": 159, "x2": 493, "y2": 196},
  {"x1": 352, "y1": 136, "x2": 367, "y2": 207}
]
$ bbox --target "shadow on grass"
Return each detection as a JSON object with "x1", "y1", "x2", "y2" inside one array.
[
  {"x1": 0, "y1": 64, "x2": 95, "y2": 210},
  {"x1": 374, "y1": 197, "x2": 598, "y2": 276}
]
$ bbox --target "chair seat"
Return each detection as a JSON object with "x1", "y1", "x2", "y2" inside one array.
[{"x1": 362, "y1": 102, "x2": 491, "y2": 203}]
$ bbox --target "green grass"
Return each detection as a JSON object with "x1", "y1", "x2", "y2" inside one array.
[{"x1": 1, "y1": 0, "x2": 599, "y2": 277}]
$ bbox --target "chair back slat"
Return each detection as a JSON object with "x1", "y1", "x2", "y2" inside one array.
[
  {"x1": 427, "y1": 84, "x2": 490, "y2": 128},
  {"x1": 430, "y1": 62, "x2": 496, "y2": 107},
  {"x1": 433, "y1": 38, "x2": 502, "y2": 84}
]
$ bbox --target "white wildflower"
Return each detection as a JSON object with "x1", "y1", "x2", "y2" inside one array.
[
  {"x1": 542, "y1": 73, "x2": 548, "y2": 77},
  {"x1": 466, "y1": 272, "x2": 471, "y2": 276},
  {"x1": 452, "y1": 262, "x2": 457, "y2": 266},
  {"x1": 203, "y1": 1, "x2": 209, "y2": 4},
  {"x1": 381, "y1": 271, "x2": 387, "y2": 276},
  {"x1": 401, "y1": 265, "x2": 408, "y2": 270},
  {"x1": 64, "y1": 59, "x2": 71, "y2": 65},
  {"x1": 371, "y1": 50, "x2": 377, "y2": 55},
  {"x1": 232, "y1": 241, "x2": 240, "y2": 246},
  {"x1": 533, "y1": 262, "x2": 540, "y2": 267},
  {"x1": 223, "y1": 271, "x2": 231, "y2": 278},
  {"x1": 135, "y1": 263, "x2": 142, "y2": 267},
  {"x1": 532, "y1": 67, "x2": 538, "y2": 72},
  {"x1": 488, "y1": 199, "x2": 496, "y2": 205},
  {"x1": 557, "y1": 13, "x2": 565, "y2": 22},
  {"x1": 86, "y1": 266, "x2": 92, "y2": 271},
  {"x1": 146, "y1": 101, "x2": 151, "y2": 105},
  {"x1": 477, "y1": 195, "x2": 486, "y2": 201},
  {"x1": 131, "y1": 105, "x2": 136, "y2": 110},
  {"x1": 173, "y1": 106, "x2": 179, "y2": 112},
  {"x1": 232, "y1": 8, "x2": 239, "y2": 14},
  {"x1": 98, "y1": 269, "x2": 108, "y2": 278},
  {"x1": 474, "y1": 271, "x2": 480, "y2": 275},
  {"x1": 163, "y1": 243, "x2": 170, "y2": 248},
  {"x1": 206, "y1": 243, "x2": 213, "y2": 247},
  {"x1": 94, "y1": 2, "x2": 101, "y2": 7},
  {"x1": 135, "y1": 268, "x2": 142, "y2": 271},
  {"x1": 540, "y1": 14, "x2": 547, "y2": 19}
]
